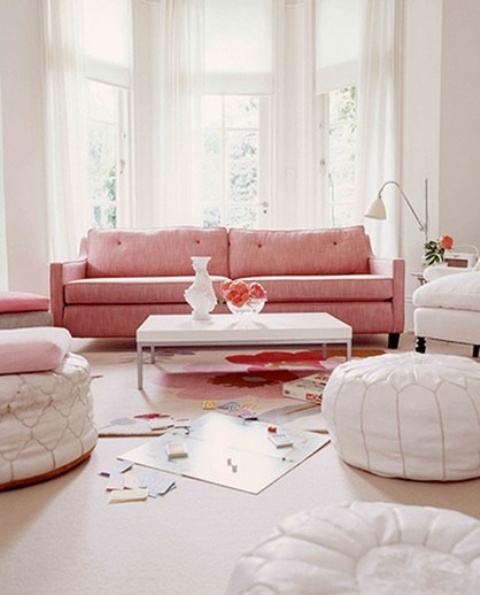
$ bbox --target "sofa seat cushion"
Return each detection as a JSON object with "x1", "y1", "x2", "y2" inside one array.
[
  {"x1": 229, "y1": 226, "x2": 373, "y2": 278},
  {"x1": 85, "y1": 227, "x2": 230, "y2": 278},
  {"x1": 0, "y1": 291, "x2": 50, "y2": 313},
  {"x1": 240, "y1": 275, "x2": 394, "y2": 302},
  {"x1": 64, "y1": 276, "x2": 229, "y2": 305},
  {"x1": 413, "y1": 271, "x2": 480, "y2": 312}
]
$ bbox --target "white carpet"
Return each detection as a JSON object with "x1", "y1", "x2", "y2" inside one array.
[{"x1": 1, "y1": 333, "x2": 480, "y2": 595}]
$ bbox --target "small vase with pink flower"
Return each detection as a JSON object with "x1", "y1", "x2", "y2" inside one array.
[{"x1": 424, "y1": 234, "x2": 454, "y2": 266}]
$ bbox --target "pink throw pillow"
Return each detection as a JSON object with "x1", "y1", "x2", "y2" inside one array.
[
  {"x1": 0, "y1": 327, "x2": 72, "y2": 375},
  {"x1": 0, "y1": 292, "x2": 50, "y2": 313}
]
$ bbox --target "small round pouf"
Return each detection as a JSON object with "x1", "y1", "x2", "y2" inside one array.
[
  {"x1": 322, "y1": 352, "x2": 480, "y2": 481},
  {"x1": 227, "y1": 502, "x2": 480, "y2": 594},
  {"x1": 0, "y1": 353, "x2": 98, "y2": 490}
]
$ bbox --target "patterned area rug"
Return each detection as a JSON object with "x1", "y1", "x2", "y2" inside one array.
[
  {"x1": 98, "y1": 347, "x2": 384, "y2": 437},
  {"x1": 151, "y1": 347, "x2": 384, "y2": 399}
]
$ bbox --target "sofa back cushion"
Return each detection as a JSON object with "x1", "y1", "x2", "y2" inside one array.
[
  {"x1": 228, "y1": 226, "x2": 373, "y2": 278},
  {"x1": 85, "y1": 227, "x2": 229, "y2": 278}
]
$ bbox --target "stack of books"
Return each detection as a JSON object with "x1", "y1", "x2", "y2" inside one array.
[{"x1": 282, "y1": 372, "x2": 330, "y2": 406}]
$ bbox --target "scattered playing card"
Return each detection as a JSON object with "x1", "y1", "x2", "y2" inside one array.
[
  {"x1": 136, "y1": 468, "x2": 176, "y2": 497},
  {"x1": 174, "y1": 417, "x2": 191, "y2": 428},
  {"x1": 148, "y1": 417, "x2": 174, "y2": 431},
  {"x1": 99, "y1": 460, "x2": 134, "y2": 477},
  {"x1": 134, "y1": 413, "x2": 171, "y2": 420},
  {"x1": 106, "y1": 473, "x2": 125, "y2": 491}
]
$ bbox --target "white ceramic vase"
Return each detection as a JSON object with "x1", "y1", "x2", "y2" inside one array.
[{"x1": 184, "y1": 256, "x2": 217, "y2": 321}]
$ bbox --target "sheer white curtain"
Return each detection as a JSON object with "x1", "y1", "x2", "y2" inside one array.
[
  {"x1": 132, "y1": 0, "x2": 204, "y2": 228},
  {"x1": 44, "y1": 0, "x2": 91, "y2": 260},
  {"x1": 273, "y1": 0, "x2": 318, "y2": 229},
  {"x1": 355, "y1": 0, "x2": 403, "y2": 257}
]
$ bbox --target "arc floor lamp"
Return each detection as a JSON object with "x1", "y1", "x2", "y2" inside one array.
[{"x1": 365, "y1": 178, "x2": 429, "y2": 243}]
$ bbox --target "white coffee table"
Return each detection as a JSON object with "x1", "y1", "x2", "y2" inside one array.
[{"x1": 136, "y1": 312, "x2": 352, "y2": 389}]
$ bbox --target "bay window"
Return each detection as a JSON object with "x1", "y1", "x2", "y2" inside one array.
[{"x1": 48, "y1": 0, "x2": 361, "y2": 250}]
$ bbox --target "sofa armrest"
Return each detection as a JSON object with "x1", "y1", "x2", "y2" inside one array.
[
  {"x1": 49, "y1": 257, "x2": 87, "y2": 327},
  {"x1": 369, "y1": 257, "x2": 405, "y2": 332},
  {"x1": 369, "y1": 257, "x2": 395, "y2": 277}
]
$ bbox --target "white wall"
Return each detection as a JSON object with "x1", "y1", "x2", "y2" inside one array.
[
  {"x1": 402, "y1": 0, "x2": 443, "y2": 329},
  {"x1": 439, "y1": 0, "x2": 480, "y2": 247},
  {"x1": 401, "y1": 0, "x2": 480, "y2": 330},
  {"x1": 0, "y1": 0, "x2": 49, "y2": 294}
]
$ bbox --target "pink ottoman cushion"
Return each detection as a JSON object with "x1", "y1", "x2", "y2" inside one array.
[
  {"x1": 0, "y1": 292, "x2": 49, "y2": 313},
  {"x1": 0, "y1": 327, "x2": 72, "y2": 375}
]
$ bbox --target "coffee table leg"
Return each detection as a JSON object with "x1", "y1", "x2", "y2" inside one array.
[
  {"x1": 346, "y1": 340, "x2": 352, "y2": 360},
  {"x1": 137, "y1": 343, "x2": 144, "y2": 390}
]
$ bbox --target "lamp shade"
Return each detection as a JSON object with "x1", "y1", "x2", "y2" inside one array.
[{"x1": 365, "y1": 197, "x2": 386, "y2": 220}]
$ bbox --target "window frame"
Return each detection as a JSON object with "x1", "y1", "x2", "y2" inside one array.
[
  {"x1": 84, "y1": 47, "x2": 132, "y2": 228},
  {"x1": 316, "y1": 85, "x2": 358, "y2": 229},
  {"x1": 201, "y1": 94, "x2": 272, "y2": 229}
]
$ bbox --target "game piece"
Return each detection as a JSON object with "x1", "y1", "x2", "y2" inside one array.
[
  {"x1": 269, "y1": 433, "x2": 294, "y2": 448},
  {"x1": 238, "y1": 410, "x2": 257, "y2": 420},
  {"x1": 108, "y1": 488, "x2": 149, "y2": 504},
  {"x1": 165, "y1": 442, "x2": 188, "y2": 458},
  {"x1": 218, "y1": 401, "x2": 241, "y2": 411},
  {"x1": 202, "y1": 400, "x2": 217, "y2": 410}
]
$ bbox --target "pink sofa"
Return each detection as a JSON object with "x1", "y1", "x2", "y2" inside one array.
[{"x1": 50, "y1": 225, "x2": 405, "y2": 346}]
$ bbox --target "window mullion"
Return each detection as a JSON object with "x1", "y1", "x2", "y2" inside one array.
[{"x1": 221, "y1": 96, "x2": 227, "y2": 223}]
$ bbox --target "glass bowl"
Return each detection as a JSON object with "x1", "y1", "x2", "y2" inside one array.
[{"x1": 226, "y1": 298, "x2": 266, "y2": 319}]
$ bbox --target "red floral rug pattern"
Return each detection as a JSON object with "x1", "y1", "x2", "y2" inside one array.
[{"x1": 153, "y1": 349, "x2": 347, "y2": 401}]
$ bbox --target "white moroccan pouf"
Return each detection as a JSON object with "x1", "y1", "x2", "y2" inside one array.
[
  {"x1": 322, "y1": 352, "x2": 480, "y2": 481},
  {"x1": 227, "y1": 501, "x2": 480, "y2": 594},
  {"x1": 0, "y1": 328, "x2": 98, "y2": 489}
]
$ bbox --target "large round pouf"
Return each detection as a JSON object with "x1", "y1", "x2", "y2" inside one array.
[
  {"x1": 322, "y1": 352, "x2": 480, "y2": 481},
  {"x1": 227, "y1": 502, "x2": 480, "y2": 594},
  {"x1": 0, "y1": 353, "x2": 98, "y2": 490}
]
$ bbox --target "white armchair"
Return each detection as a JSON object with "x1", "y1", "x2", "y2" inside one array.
[{"x1": 413, "y1": 271, "x2": 480, "y2": 357}]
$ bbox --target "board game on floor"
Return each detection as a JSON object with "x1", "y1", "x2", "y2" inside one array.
[{"x1": 119, "y1": 412, "x2": 330, "y2": 494}]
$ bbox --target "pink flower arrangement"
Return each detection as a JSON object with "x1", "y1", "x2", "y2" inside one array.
[
  {"x1": 220, "y1": 280, "x2": 267, "y2": 308},
  {"x1": 439, "y1": 235, "x2": 454, "y2": 250}
]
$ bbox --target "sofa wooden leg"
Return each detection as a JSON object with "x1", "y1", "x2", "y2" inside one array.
[
  {"x1": 473, "y1": 345, "x2": 479, "y2": 358},
  {"x1": 415, "y1": 336, "x2": 426, "y2": 353},
  {"x1": 388, "y1": 333, "x2": 400, "y2": 349}
]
